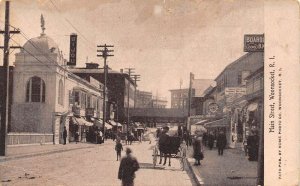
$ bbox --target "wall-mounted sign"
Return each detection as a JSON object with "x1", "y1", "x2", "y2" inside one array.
[
  {"x1": 67, "y1": 33, "x2": 77, "y2": 66},
  {"x1": 225, "y1": 87, "x2": 246, "y2": 103},
  {"x1": 244, "y1": 34, "x2": 264, "y2": 52}
]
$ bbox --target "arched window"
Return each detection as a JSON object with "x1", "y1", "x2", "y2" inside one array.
[
  {"x1": 26, "y1": 76, "x2": 46, "y2": 102},
  {"x1": 58, "y1": 80, "x2": 64, "y2": 105}
]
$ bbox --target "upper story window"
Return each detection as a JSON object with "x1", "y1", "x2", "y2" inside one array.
[
  {"x1": 58, "y1": 80, "x2": 64, "y2": 105},
  {"x1": 26, "y1": 76, "x2": 45, "y2": 103}
]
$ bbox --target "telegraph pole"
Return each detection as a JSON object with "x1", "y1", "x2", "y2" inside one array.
[
  {"x1": 125, "y1": 68, "x2": 135, "y2": 134},
  {"x1": 0, "y1": 1, "x2": 21, "y2": 156},
  {"x1": 97, "y1": 44, "x2": 114, "y2": 143},
  {"x1": 131, "y1": 74, "x2": 140, "y2": 108}
]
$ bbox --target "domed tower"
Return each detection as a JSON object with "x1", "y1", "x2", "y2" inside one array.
[{"x1": 11, "y1": 15, "x2": 67, "y2": 139}]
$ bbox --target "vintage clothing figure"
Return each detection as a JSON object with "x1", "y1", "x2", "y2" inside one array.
[
  {"x1": 193, "y1": 137, "x2": 204, "y2": 166},
  {"x1": 115, "y1": 141, "x2": 123, "y2": 161},
  {"x1": 158, "y1": 127, "x2": 171, "y2": 165},
  {"x1": 207, "y1": 133, "x2": 215, "y2": 150},
  {"x1": 216, "y1": 131, "x2": 227, "y2": 155},
  {"x1": 118, "y1": 148, "x2": 140, "y2": 186},
  {"x1": 75, "y1": 131, "x2": 79, "y2": 144},
  {"x1": 247, "y1": 131, "x2": 259, "y2": 161},
  {"x1": 63, "y1": 127, "x2": 67, "y2": 145}
]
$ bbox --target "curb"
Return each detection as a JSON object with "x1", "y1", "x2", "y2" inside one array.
[
  {"x1": 0, "y1": 146, "x2": 94, "y2": 162},
  {"x1": 185, "y1": 158, "x2": 201, "y2": 186}
]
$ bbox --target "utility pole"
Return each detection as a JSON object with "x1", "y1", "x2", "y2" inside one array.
[
  {"x1": 0, "y1": 1, "x2": 21, "y2": 156},
  {"x1": 125, "y1": 68, "x2": 135, "y2": 134},
  {"x1": 97, "y1": 44, "x2": 114, "y2": 143},
  {"x1": 187, "y1": 72, "x2": 194, "y2": 131},
  {"x1": 131, "y1": 74, "x2": 140, "y2": 108}
]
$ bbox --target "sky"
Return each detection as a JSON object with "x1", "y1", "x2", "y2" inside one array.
[{"x1": 0, "y1": 0, "x2": 264, "y2": 106}]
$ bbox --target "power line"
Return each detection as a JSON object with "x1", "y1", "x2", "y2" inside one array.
[{"x1": 48, "y1": 0, "x2": 95, "y2": 51}]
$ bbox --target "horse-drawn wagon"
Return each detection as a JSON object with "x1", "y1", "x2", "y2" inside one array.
[{"x1": 152, "y1": 136, "x2": 186, "y2": 170}]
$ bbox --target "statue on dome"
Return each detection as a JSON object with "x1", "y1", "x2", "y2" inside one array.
[{"x1": 41, "y1": 14, "x2": 45, "y2": 35}]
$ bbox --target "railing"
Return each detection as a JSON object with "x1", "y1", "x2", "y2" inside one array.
[{"x1": 7, "y1": 133, "x2": 54, "y2": 145}]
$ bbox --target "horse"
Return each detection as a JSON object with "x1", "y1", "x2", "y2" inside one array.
[{"x1": 158, "y1": 136, "x2": 181, "y2": 166}]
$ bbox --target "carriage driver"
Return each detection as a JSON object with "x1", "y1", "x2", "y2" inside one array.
[{"x1": 158, "y1": 126, "x2": 170, "y2": 165}]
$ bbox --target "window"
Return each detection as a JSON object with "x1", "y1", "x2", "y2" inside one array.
[
  {"x1": 74, "y1": 91, "x2": 80, "y2": 106},
  {"x1": 26, "y1": 76, "x2": 45, "y2": 102},
  {"x1": 58, "y1": 80, "x2": 64, "y2": 105}
]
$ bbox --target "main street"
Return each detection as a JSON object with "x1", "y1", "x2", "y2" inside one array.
[{"x1": 0, "y1": 136, "x2": 193, "y2": 186}]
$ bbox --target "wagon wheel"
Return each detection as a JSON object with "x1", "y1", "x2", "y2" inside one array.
[
  {"x1": 179, "y1": 147, "x2": 186, "y2": 171},
  {"x1": 153, "y1": 146, "x2": 158, "y2": 167}
]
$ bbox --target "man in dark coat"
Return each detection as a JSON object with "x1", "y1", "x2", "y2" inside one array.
[
  {"x1": 158, "y1": 127, "x2": 170, "y2": 165},
  {"x1": 207, "y1": 132, "x2": 215, "y2": 150},
  {"x1": 118, "y1": 148, "x2": 140, "y2": 186},
  {"x1": 63, "y1": 126, "x2": 67, "y2": 145},
  {"x1": 216, "y1": 131, "x2": 227, "y2": 155},
  {"x1": 247, "y1": 130, "x2": 259, "y2": 161}
]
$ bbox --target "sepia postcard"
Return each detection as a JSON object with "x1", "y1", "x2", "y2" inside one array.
[{"x1": 0, "y1": 0, "x2": 299, "y2": 186}]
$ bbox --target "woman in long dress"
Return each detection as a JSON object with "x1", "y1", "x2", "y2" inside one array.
[{"x1": 193, "y1": 136, "x2": 204, "y2": 166}]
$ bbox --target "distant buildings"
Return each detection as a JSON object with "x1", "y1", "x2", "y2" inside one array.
[
  {"x1": 151, "y1": 96, "x2": 168, "y2": 108},
  {"x1": 135, "y1": 90, "x2": 152, "y2": 108},
  {"x1": 169, "y1": 88, "x2": 190, "y2": 109}
]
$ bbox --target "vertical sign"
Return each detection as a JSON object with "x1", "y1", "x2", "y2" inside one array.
[
  {"x1": 244, "y1": 34, "x2": 264, "y2": 52},
  {"x1": 67, "y1": 33, "x2": 77, "y2": 66}
]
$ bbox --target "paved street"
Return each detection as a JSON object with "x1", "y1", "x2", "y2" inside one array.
[
  {"x1": 0, "y1": 139, "x2": 193, "y2": 186},
  {"x1": 186, "y1": 145, "x2": 258, "y2": 186}
]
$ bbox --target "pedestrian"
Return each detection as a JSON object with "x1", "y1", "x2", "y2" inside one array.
[
  {"x1": 207, "y1": 132, "x2": 214, "y2": 150},
  {"x1": 202, "y1": 132, "x2": 207, "y2": 146},
  {"x1": 216, "y1": 131, "x2": 227, "y2": 155},
  {"x1": 115, "y1": 140, "x2": 123, "y2": 161},
  {"x1": 156, "y1": 127, "x2": 162, "y2": 138},
  {"x1": 118, "y1": 148, "x2": 140, "y2": 186},
  {"x1": 99, "y1": 130, "x2": 103, "y2": 144},
  {"x1": 247, "y1": 130, "x2": 259, "y2": 161},
  {"x1": 63, "y1": 126, "x2": 67, "y2": 145},
  {"x1": 75, "y1": 130, "x2": 79, "y2": 144},
  {"x1": 193, "y1": 136, "x2": 204, "y2": 166}
]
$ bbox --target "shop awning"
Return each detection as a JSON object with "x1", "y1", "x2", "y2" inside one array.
[
  {"x1": 204, "y1": 118, "x2": 228, "y2": 128},
  {"x1": 194, "y1": 120, "x2": 208, "y2": 125},
  {"x1": 94, "y1": 118, "x2": 111, "y2": 128},
  {"x1": 109, "y1": 120, "x2": 122, "y2": 127},
  {"x1": 247, "y1": 103, "x2": 258, "y2": 111},
  {"x1": 73, "y1": 117, "x2": 93, "y2": 126},
  {"x1": 105, "y1": 124, "x2": 112, "y2": 129}
]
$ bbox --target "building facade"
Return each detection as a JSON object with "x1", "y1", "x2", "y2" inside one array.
[
  {"x1": 9, "y1": 32, "x2": 104, "y2": 145},
  {"x1": 169, "y1": 89, "x2": 190, "y2": 109},
  {"x1": 135, "y1": 90, "x2": 152, "y2": 108},
  {"x1": 70, "y1": 65, "x2": 135, "y2": 125}
]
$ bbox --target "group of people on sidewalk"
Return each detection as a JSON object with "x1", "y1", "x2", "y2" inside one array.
[{"x1": 192, "y1": 130, "x2": 227, "y2": 166}]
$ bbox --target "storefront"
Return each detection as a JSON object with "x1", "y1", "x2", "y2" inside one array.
[{"x1": 204, "y1": 117, "x2": 230, "y2": 147}]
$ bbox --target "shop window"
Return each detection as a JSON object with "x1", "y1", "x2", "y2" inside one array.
[{"x1": 26, "y1": 76, "x2": 46, "y2": 103}]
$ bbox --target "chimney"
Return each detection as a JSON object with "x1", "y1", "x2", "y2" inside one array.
[{"x1": 86, "y1": 62, "x2": 99, "y2": 69}]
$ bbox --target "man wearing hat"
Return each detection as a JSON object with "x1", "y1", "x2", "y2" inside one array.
[{"x1": 118, "y1": 148, "x2": 140, "y2": 186}]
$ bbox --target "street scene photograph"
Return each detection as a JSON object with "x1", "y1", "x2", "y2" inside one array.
[{"x1": 0, "y1": 0, "x2": 267, "y2": 185}]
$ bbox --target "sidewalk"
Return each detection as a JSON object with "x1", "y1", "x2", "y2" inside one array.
[
  {"x1": 186, "y1": 146, "x2": 258, "y2": 186},
  {"x1": 0, "y1": 142, "x2": 97, "y2": 162}
]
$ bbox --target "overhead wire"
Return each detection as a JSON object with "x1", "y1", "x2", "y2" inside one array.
[{"x1": 48, "y1": 0, "x2": 95, "y2": 52}]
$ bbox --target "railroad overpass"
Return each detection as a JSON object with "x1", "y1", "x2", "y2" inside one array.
[{"x1": 129, "y1": 108, "x2": 188, "y2": 127}]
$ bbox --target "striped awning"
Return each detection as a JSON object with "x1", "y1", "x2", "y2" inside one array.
[
  {"x1": 73, "y1": 117, "x2": 93, "y2": 126},
  {"x1": 204, "y1": 118, "x2": 228, "y2": 128}
]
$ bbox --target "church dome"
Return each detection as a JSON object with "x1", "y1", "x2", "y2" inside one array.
[{"x1": 22, "y1": 34, "x2": 60, "y2": 55}]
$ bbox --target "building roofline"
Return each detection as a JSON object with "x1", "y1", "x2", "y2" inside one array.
[{"x1": 214, "y1": 52, "x2": 254, "y2": 81}]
